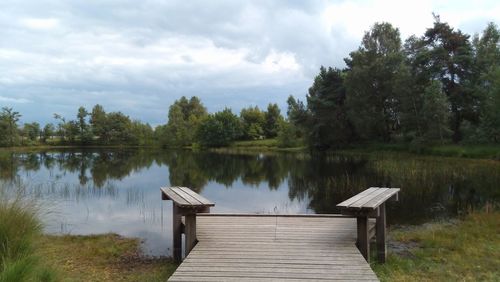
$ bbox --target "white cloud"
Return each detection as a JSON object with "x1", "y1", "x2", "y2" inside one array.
[
  {"x1": 20, "y1": 17, "x2": 59, "y2": 30},
  {"x1": 0, "y1": 0, "x2": 498, "y2": 125},
  {"x1": 0, "y1": 96, "x2": 31, "y2": 104}
]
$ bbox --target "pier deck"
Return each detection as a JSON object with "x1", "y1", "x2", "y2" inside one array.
[{"x1": 168, "y1": 214, "x2": 379, "y2": 281}]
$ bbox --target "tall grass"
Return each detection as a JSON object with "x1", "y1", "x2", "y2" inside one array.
[{"x1": 0, "y1": 185, "x2": 56, "y2": 281}]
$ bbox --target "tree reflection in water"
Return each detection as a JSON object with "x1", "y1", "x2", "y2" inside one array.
[{"x1": 0, "y1": 148, "x2": 498, "y2": 224}]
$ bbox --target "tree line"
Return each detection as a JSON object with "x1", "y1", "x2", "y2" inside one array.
[
  {"x1": 286, "y1": 17, "x2": 500, "y2": 149},
  {"x1": 1, "y1": 17, "x2": 499, "y2": 149},
  {"x1": 0, "y1": 98, "x2": 284, "y2": 148},
  {"x1": 0, "y1": 105, "x2": 155, "y2": 146}
]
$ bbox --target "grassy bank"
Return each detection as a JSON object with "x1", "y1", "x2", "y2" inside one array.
[
  {"x1": 227, "y1": 139, "x2": 500, "y2": 159},
  {"x1": 0, "y1": 188, "x2": 177, "y2": 281},
  {"x1": 38, "y1": 234, "x2": 176, "y2": 281},
  {"x1": 0, "y1": 194, "x2": 57, "y2": 281},
  {"x1": 345, "y1": 143, "x2": 500, "y2": 160},
  {"x1": 374, "y1": 210, "x2": 500, "y2": 281}
]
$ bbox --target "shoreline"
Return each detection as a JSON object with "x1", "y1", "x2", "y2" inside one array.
[{"x1": 2, "y1": 140, "x2": 498, "y2": 160}]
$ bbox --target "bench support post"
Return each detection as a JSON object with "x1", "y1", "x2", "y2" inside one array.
[
  {"x1": 357, "y1": 216, "x2": 370, "y2": 262},
  {"x1": 376, "y1": 203, "x2": 387, "y2": 263},
  {"x1": 172, "y1": 204, "x2": 182, "y2": 263},
  {"x1": 185, "y1": 214, "x2": 197, "y2": 257}
]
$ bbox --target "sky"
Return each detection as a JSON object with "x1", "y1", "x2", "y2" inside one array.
[{"x1": 1, "y1": 0, "x2": 499, "y2": 126}]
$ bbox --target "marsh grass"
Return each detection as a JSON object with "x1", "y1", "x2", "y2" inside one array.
[
  {"x1": 0, "y1": 187, "x2": 57, "y2": 281},
  {"x1": 373, "y1": 210, "x2": 500, "y2": 281},
  {"x1": 38, "y1": 234, "x2": 177, "y2": 282}
]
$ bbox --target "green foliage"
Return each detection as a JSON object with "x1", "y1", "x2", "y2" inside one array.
[
  {"x1": 307, "y1": 66, "x2": 353, "y2": 148},
  {"x1": 41, "y1": 123, "x2": 54, "y2": 143},
  {"x1": 345, "y1": 22, "x2": 405, "y2": 142},
  {"x1": 0, "y1": 108, "x2": 21, "y2": 146},
  {"x1": 197, "y1": 109, "x2": 241, "y2": 147},
  {"x1": 276, "y1": 120, "x2": 302, "y2": 148},
  {"x1": 419, "y1": 15, "x2": 476, "y2": 142},
  {"x1": 90, "y1": 104, "x2": 107, "y2": 142},
  {"x1": 161, "y1": 96, "x2": 207, "y2": 147},
  {"x1": 22, "y1": 122, "x2": 41, "y2": 143},
  {"x1": 420, "y1": 81, "x2": 452, "y2": 143},
  {"x1": 0, "y1": 190, "x2": 57, "y2": 282},
  {"x1": 240, "y1": 106, "x2": 266, "y2": 140},
  {"x1": 264, "y1": 103, "x2": 283, "y2": 138}
]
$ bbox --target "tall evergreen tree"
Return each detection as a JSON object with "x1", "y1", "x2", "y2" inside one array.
[
  {"x1": 418, "y1": 15, "x2": 475, "y2": 142},
  {"x1": 307, "y1": 66, "x2": 353, "y2": 148},
  {"x1": 264, "y1": 103, "x2": 282, "y2": 138},
  {"x1": 345, "y1": 22, "x2": 405, "y2": 141}
]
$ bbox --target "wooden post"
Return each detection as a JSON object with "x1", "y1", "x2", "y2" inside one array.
[
  {"x1": 185, "y1": 213, "x2": 197, "y2": 257},
  {"x1": 376, "y1": 203, "x2": 387, "y2": 263},
  {"x1": 357, "y1": 216, "x2": 370, "y2": 262},
  {"x1": 172, "y1": 204, "x2": 182, "y2": 263}
]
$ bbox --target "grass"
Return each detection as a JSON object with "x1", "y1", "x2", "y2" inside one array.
[
  {"x1": 340, "y1": 142, "x2": 500, "y2": 160},
  {"x1": 373, "y1": 210, "x2": 500, "y2": 281},
  {"x1": 0, "y1": 183, "x2": 177, "y2": 282},
  {"x1": 0, "y1": 192, "x2": 57, "y2": 281},
  {"x1": 37, "y1": 234, "x2": 177, "y2": 282},
  {"x1": 232, "y1": 139, "x2": 279, "y2": 148}
]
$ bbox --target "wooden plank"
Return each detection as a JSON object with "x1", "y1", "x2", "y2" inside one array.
[
  {"x1": 178, "y1": 187, "x2": 214, "y2": 206},
  {"x1": 161, "y1": 187, "x2": 190, "y2": 206},
  {"x1": 171, "y1": 271, "x2": 377, "y2": 279},
  {"x1": 336, "y1": 187, "x2": 379, "y2": 207},
  {"x1": 170, "y1": 277, "x2": 377, "y2": 282},
  {"x1": 197, "y1": 213, "x2": 353, "y2": 218},
  {"x1": 172, "y1": 204, "x2": 182, "y2": 263},
  {"x1": 171, "y1": 187, "x2": 202, "y2": 205},
  {"x1": 362, "y1": 188, "x2": 400, "y2": 209},
  {"x1": 348, "y1": 188, "x2": 390, "y2": 209},
  {"x1": 167, "y1": 214, "x2": 380, "y2": 282}
]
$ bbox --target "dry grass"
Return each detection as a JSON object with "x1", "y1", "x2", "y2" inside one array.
[{"x1": 37, "y1": 234, "x2": 177, "y2": 282}]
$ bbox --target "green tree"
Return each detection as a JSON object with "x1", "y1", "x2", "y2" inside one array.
[
  {"x1": 65, "y1": 120, "x2": 79, "y2": 143},
  {"x1": 42, "y1": 123, "x2": 55, "y2": 143},
  {"x1": 106, "y1": 112, "x2": 133, "y2": 144},
  {"x1": 90, "y1": 104, "x2": 108, "y2": 143},
  {"x1": 162, "y1": 96, "x2": 207, "y2": 147},
  {"x1": 76, "y1": 106, "x2": 92, "y2": 144},
  {"x1": 264, "y1": 103, "x2": 283, "y2": 138},
  {"x1": 53, "y1": 113, "x2": 67, "y2": 142},
  {"x1": 472, "y1": 23, "x2": 500, "y2": 142},
  {"x1": 276, "y1": 120, "x2": 302, "y2": 148},
  {"x1": 345, "y1": 22, "x2": 405, "y2": 141},
  {"x1": 306, "y1": 66, "x2": 353, "y2": 148},
  {"x1": 479, "y1": 68, "x2": 500, "y2": 142},
  {"x1": 418, "y1": 15, "x2": 475, "y2": 142},
  {"x1": 23, "y1": 122, "x2": 40, "y2": 142},
  {"x1": 197, "y1": 109, "x2": 241, "y2": 147},
  {"x1": 0, "y1": 107, "x2": 21, "y2": 146},
  {"x1": 420, "y1": 81, "x2": 452, "y2": 143},
  {"x1": 240, "y1": 106, "x2": 265, "y2": 140}
]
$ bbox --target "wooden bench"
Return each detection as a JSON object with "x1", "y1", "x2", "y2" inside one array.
[
  {"x1": 337, "y1": 187, "x2": 400, "y2": 263},
  {"x1": 161, "y1": 187, "x2": 215, "y2": 262}
]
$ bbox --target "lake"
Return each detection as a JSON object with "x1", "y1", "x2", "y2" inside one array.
[{"x1": 0, "y1": 148, "x2": 498, "y2": 256}]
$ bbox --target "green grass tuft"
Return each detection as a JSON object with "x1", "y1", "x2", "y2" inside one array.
[{"x1": 373, "y1": 211, "x2": 500, "y2": 281}]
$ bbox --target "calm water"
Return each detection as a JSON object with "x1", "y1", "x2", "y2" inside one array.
[{"x1": 0, "y1": 148, "x2": 498, "y2": 256}]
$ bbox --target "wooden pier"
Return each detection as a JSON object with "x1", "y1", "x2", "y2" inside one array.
[{"x1": 162, "y1": 187, "x2": 399, "y2": 281}]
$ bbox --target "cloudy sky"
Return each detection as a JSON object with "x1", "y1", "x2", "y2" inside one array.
[{"x1": 1, "y1": 0, "x2": 499, "y2": 125}]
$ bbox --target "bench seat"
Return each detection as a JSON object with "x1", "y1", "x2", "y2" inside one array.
[{"x1": 337, "y1": 187, "x2": 400, "y2": 263}]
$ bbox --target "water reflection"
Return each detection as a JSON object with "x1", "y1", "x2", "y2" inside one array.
[{"x1": 0, "y1": 149, "x2": 498, "y2": 255}]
